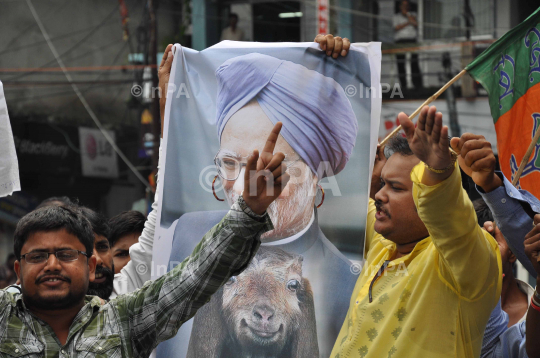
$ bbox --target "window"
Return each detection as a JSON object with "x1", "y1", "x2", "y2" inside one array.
[{"x1": 422, "y1": 0, "x2": 495, "y2": 40}]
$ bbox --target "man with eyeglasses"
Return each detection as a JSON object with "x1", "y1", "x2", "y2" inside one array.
[
  {"x1": 28, "y1": 204, "x2": 120, "y2": 302},
  {"x1": 0, "y1": 119, "x2": 290, "y2": 357}
]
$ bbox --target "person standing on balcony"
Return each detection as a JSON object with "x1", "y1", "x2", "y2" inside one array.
[
  {"x1": 393, "y1": 0, "x2": 423, "y2": 89},
  {"x1": 221, "y1": 13, "x2": 244, "y2": 41}
]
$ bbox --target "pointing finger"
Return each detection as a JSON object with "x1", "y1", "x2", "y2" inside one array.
[{"x1": 262, "y1": 122, "x2": 283, "y2": 155}]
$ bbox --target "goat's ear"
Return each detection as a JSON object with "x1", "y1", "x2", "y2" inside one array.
[
  {"x1": 290, "y1": 277, "x2": 319, "y2": 357},
  {"x1": 186, "y1": 287, "x2": 227, "y2": 358}
]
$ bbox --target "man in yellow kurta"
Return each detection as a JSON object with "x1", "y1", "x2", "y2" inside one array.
[{"x1": 331, "y1": 106, "x2": 502, "y2": 358}]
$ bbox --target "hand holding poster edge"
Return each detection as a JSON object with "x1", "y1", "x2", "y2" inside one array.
[{"x1": 243, "y1": 122, "x2": 290, "y2": 215}]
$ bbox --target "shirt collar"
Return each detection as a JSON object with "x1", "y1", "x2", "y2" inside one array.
[{"x1": 380, "y1": 236, "x2": 432, "y2": 265}]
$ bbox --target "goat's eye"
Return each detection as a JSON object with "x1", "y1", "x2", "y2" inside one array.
[
  {"x1": 286, "y1": 279, "x2": 300, "y2": 292},
  {"x1": 226, "y1": 276, "x2": 237, "y2": 285}
]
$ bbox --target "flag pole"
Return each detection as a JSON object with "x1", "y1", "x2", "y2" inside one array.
[
  {"x1": 512, "y1": 126, "x2": 540, "y2": 186},
  {"x1": 380, "y1": 69, "x2": 468, "y2": 146}
]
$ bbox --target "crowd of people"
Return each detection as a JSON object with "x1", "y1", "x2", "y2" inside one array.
[
  {"x1": 1, "y1": 34, "x2": 540, "y2": 358},
  {"x1": 0, "y1": 197, "x2": 147, "y2": 294}
]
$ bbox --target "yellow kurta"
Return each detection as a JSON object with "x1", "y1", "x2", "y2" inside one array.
[{"x1": 331, "y1": 163, "x2": 502, "y2": 358}]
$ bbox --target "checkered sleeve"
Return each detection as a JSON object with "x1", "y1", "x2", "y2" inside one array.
[{"x1": 112, "y1": 196, "x2": 273, "y2": 357}]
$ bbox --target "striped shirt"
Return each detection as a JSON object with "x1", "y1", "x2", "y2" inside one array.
[{"x1": 0, "y1": 196, "x2": 272, "y2": 357}]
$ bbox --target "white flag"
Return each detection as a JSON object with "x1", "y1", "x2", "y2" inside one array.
[{"x1": 0, "y1": 80, "x2": 20, "y2": 197}]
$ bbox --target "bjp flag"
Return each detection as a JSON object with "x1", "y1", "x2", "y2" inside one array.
[{"x1": 466, "y1": 6, "x2": 540, "y2": 195}]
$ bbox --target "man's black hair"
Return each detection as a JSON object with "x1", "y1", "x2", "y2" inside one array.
[
  {"x1": 108, "y1": 211, "x2": 146, "y2": 247},
  {"x1": 80, "y1": 207, "x2": 110, "y2": 239},
  {"x1": 229, "y1": 12, "x2": 238, "y2": 20},
  {"x1": 473, "y1": 198, "x2": 495, "y2": 228},
  {"x1": 36, "y1": 196, "x2": 77, "y2": 209},
  {"x1": 384, "y1": 135, "x2": 414, "y2": 159},
  {"x1": 13, "y1": 205, "x2": 94, "y2": 260}
]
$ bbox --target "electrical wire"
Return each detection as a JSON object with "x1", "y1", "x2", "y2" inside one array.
[
  {"x1": 7, "y1": 4, "x2": 120, "y2": 82},
  {"x1": 0, "y1": 22, "x2": 120, "y2": 58},
  {"x1": 26, "y1": 0, "x2": 152, "y2": 190}
]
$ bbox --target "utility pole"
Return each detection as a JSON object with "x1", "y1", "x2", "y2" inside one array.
[
  {"x1": 442, "y1": 52, "x2": 461, "y2": 137},
  {"x1": 148, "y1": 0, "x2": 160, "y2": 175},
  {"x1": 463, "y1": 0, "x2": 473, "y2": 40}
]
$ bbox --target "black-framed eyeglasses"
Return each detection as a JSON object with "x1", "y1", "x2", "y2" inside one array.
[
  {"x1": 214, "y1": 150, "x2": 300, "y2": 181},
  {"x1": 21, "y1": 250, "x2": 90, "y2": 264}
]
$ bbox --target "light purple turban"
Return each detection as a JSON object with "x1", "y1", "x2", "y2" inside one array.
[{"x1": 215, "y1": 53, "x2": 358, "y2": 178}]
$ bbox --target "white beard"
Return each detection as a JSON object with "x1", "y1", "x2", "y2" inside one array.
[{"x1": 225, "y1": 171, "x2": 316, "y2": 242}]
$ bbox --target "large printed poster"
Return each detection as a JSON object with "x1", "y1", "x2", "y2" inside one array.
[{"x1": 154, "y1": 41, "x2": 381, "y2": 358}]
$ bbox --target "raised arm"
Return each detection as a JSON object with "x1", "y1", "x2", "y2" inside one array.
[
  {"x1": 112, "y1": 123, "x2": 290, "y2": 356},
  {"x1": 111, "y1": 142, "x2": 162, "y2": 297},
  {"x1": 399, "y1": 107, "x2": 501, "y2": 298},
  {"x1": 453, "y1": 133, "x2": 540, "y2": 277},
  {"x1": 159, "y1": 44, "x2": 174, "y2": 137},
  {"x1": 111, "y1": 45, "x2": 176, "y2": 296}
]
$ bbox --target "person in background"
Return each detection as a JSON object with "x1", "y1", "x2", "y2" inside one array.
[
  {"x1": 393, "y1": 0, "x2": 423, "y2": 89},
  {"x1": 23, "y1": 195, "x2": 157, "y2": 301},
  {"x1": 474, "y1": 198, "x2": 532, "y2": 327},
  {"x1": 453, "y1": 132, "x2": 540, "y2": 358},
  {"x1": 80, "y1": 206, "x2": 115, "y2": 300},
  {"x1": 108, "y1": 210, "x2": 146, "y2": 274},
  {"x1": 0, "y1": 254, "x2": 16, "y2": 289},
  {"x1": 220, "y1": 13, "x2": 244, "y2": 41},
  {"x1": 524, "y1": 213, "x2": 540, "y2": 357}
]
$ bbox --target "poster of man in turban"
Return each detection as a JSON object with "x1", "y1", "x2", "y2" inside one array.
[{"x1": 154, "y1": 41, "x2": 381, "y2": 358}]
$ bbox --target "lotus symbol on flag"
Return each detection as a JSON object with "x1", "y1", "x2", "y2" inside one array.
[
  {"x1": 510, "y1": 113, "x2": 540, "y2": 188},
  {"x1": 493, "y1": 54, "x2": 515, "y2": 110},
  {"x1": 525, "y1": 27, "x2": 540, "y2": 82}
]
